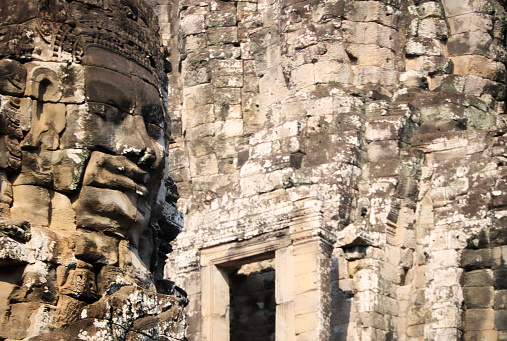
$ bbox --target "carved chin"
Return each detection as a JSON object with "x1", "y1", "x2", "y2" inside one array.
[{"x1": 74, "y1": 186, "x2": 151, "y2": 243}]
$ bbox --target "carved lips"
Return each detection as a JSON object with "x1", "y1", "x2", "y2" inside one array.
[{"x1": 73, "y1": 150, "x2": 158, "y2": 234}]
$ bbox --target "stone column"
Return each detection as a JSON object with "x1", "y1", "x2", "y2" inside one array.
[{"x1": 290, "y1": 198, "x2": 335, "y2": 341}]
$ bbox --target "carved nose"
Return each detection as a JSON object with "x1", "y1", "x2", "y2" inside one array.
[{"x1": 117, "y1": 115, "x2": 159, "y2": 168}]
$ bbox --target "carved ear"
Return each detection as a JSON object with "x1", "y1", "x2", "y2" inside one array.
[{"x1": 25, "y1": 64, "x2": 62, "y2": 102}]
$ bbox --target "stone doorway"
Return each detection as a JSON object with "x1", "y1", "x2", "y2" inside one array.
[
  {"x1": 199, "y1": 228, "x2": 333, "y2": 341},
  {"x1": 200, "y1": 232, "x2": 290, "y2": 341}
]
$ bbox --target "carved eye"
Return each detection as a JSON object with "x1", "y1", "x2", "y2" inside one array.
[
  {"x1": 89, "y1": 102, "x2": 126, "y2": 123},
  {"x1": 142, "y1": 105, "x2": 164, "y2": 127}
]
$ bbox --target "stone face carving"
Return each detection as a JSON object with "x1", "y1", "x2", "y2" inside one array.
[{"x1": 0, "y1": 0, "x2": 185, "y2": 340}]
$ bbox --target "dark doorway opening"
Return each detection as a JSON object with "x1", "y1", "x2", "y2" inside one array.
[{"x1": 229, "y1": 259, "x2": 276, "y2": 341}]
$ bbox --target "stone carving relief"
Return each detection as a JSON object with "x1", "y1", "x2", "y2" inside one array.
[{"x1": 0, "y1": 0, "x2": 185, "y2": 340}]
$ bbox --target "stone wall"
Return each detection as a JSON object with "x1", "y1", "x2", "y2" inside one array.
[{"x1": 162, "y1": 0, "x2": 507, "y2": 340}]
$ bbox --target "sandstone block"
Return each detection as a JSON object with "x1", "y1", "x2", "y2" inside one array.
[
  {"x1": 183, "y1": 83, "x2": 215, "y2": 106},
  {"x1": 441, "y1": 0, "x2": 496, "y2": 16},
  {"x1": 206, "y1": 12, "x2": 236, "y2": 27},
  {"x1": 183, "y1": 103, "x2": 214, "y2": 131},
  {"x1": 353, "y1": 66, "x2": 396, "y2": 86},
  {"x1": 210, "y1": 59, "x2": 244, "y2": 75},
  {"x1": 221, "y1": 119, "x2": 244, "y2": 137},
  {"x1": 464, "y1": 286, "x2": 493, "y2": 308},
  {"x1": 96, "y1": 265, "x2": 124, "y2": 295},
  {"x1": 447, "y1": 31, "x2": 492, "y2": 57},
  {"x1": 50, "y1": 149, "x2": 90, "y2": 192},
  {"x1": 11, "y1": 185, "x2": 50, "y2": 226},
  {"x1": 13, "y1": 151, "x2": 52, "y2": 187},
  {"x1": 188, "y1": 136, "x2": 216, "y2": 158},
  {"x1": 418, "y1": 1, "x2": 444, "y2": 18},
  {"x1": 0, "y1": 135, "x2": 21, "y2": 171},
  {"x1": 74, "y1": 229, "x2": 119, "y2": 265},
  {"x1": 417, "y1": 18, "x2": 448, "y2": 39},
  {"x1": 314, "y1": 61, "x2": 352, "y2": 84},
  {"x1": 405, "y1": 56, "x2": 452, "y2": 74},
  {"x1": 190, "y1": 153, "x2": 219, "y2": 177},
  {"x1": 12, "y1": 260, "x2": 58, "y2": 303},
  {"x1": 367, "y1": 140, "x2": 399, "y2": 162},
  {"x1": 346, "y1": 44, "x2": 395, "y2": 69},
  {"x1": 209, "y1": 45, "x2": 241, "y2": 59},
  {"x1": 365, "y1": 116, "x2": 406, "y2": 141},
  {"x1": 290, "y1": 64, "x2": 315, "y2": 89},
  {"x1": 25, "y1": 102, "x2": 66, "y2": 150},
  {"x1": 369, "y1": 160, "x2": 399, "y2": 179},
  {"x1": 464, "y1": 269, "x2": 494, "y2": 287},
  {"x1": 461, "y1": 249, "x2": 492, "y2": 270},
  {"x1": 493, "y1": 246, "x2": 507, "y2": 269},
  {"x1": 495, "y1": 269, "x2": 507, "y2": 290},
  {"x1": 54, "y1": 295, "x2": 86, "y2": 327},
  {"x1": 213, "y1": 74, "x2": 244, "y2": 88},
  {"x1": 496, "y1": 310, "x2": 507, "y2": 331},
  {"x1": 0, "y1": 302, "x2": 41, "y2": 339},
  {"x1": 182, "y1": 57, "x2": 211, "y2": 87},
  {"x1": 48, "y1": 191, "x2": 75, "y2": 230},
  {"x1": 207, "y1": 27, "x2": 238, "y2": 45},
  {"x1": 465, "y1": 309, "x2": 495, "y2": 330},
  {"x1": 294, "y1": 311, "x2": 319, "y2": 335},
  {"x1": 185, "y1": 33, "x2": 207, "y2": 51},
  {"x1": 495, "y1": 291, "x2": 507, "y2": 310},
  {"x1": 180, "y1": 14, "x2": 206, "y2": 36},
  {"x1": 344, "y1": 1, "x2": 399, "y2": 27},
  {"x1": 447, "y1": 13, "x2": 493, "y2": 35},
  {"x1": 464, "y1": 330, "x2": 499, "y2": 341},
  {"x1": 60, "y1": 104, "x2": 115, "y2": 151},
  {"x1": 0, "y1": 218, "x2": 30, "y2": 242},
  {"x1": 407, "y1": 324, "x2": 424, "y2": 338},
  {"x1": 342, "y1": 21, "x2": 396, "y2": 49},
  {"x1": 451, "y1": 55, "x2": 505, "y2": 81},
  {"x1": 238, "y1": 3, "x2": 257, "y2": 21},
  {"x1": 406, "y1": 37, "x2": 443, "y2": 56},
  {"x1": 74, "y1": 185, "x2": 137, "y2": 233}
]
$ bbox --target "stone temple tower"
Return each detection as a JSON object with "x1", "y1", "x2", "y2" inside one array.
[{"x1": 160, "y1": 0, "x2": 507, "y2": 340}]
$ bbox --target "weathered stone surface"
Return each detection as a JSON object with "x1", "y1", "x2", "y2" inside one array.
[
  {"x1": 2, "y1": 0, "x2": 507, "y2": 339},
  {"x1": 0, "y1": 59, "x2": 26, "y2": 96},
  {"x1": 0, "y1": 236, "x2": 29, "y2": 265},
  {"x1": 0, "y1": 0, "x2": 185, "y2": 339},
  {"x1": 160, "y1": 0, "x2": 507, "y2": 340}
]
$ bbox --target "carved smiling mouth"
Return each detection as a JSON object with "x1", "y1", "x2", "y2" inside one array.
[{"x1": 81, "y1": 151, "x2": 151, "y2": 197}]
